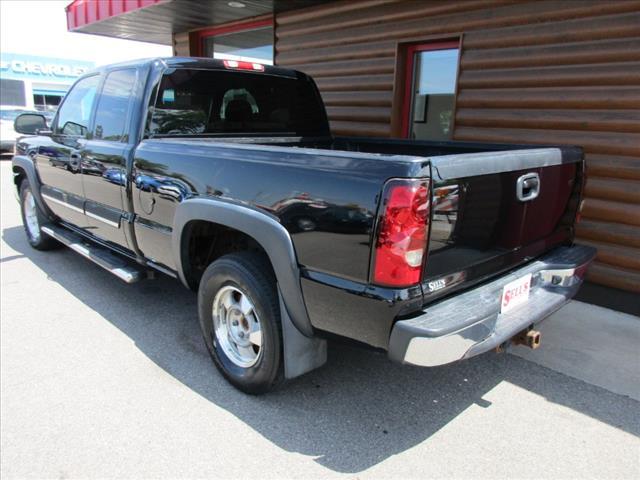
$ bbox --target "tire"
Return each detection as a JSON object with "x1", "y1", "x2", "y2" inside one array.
[
  {"x1": 19, "y1": 179, "x2": 59, "y2": 251},
  {"x1": 198, "y1": 252, "x2": 283, "y2": 394}
]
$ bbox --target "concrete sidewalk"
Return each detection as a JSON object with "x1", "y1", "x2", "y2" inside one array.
[{"x1": 512, "y1": 301, "x2": 640, "y2": 401}]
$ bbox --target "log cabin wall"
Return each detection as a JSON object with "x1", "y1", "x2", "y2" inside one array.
[
  {"x1": 173, "y1": 31, "x2": 190, "y2": 56},
  {"x1": 274, "y1": 0, "x2": 640, "y2": 292}
]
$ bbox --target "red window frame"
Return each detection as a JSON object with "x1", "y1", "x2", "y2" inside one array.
[
  {"x1": 400, "y1": 40, "x2": 460, "y2": 139},
  {"x1": 192, "y1": 18, "x2": 274, "y2": 58}
]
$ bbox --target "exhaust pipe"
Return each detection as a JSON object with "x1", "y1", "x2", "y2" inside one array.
[{"x1": 513, "y1": 328, "x2": 541, "y2": 349}]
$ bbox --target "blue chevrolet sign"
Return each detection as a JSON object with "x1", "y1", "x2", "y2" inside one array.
[{"x1": 0, "y1": 53, "x2": 95, "y2": 81}]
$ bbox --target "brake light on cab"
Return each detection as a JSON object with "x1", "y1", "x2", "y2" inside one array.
[
  {"x1": 223, "y1": 60, "x2": 265, "y2": 72},
  {"x1": 373, "y1": 179, "x2": 431, "y2": 287}
]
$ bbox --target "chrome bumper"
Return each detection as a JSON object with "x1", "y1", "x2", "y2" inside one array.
[{"x1": 388, "y1": 244, "x2": 596, "y2": 367}]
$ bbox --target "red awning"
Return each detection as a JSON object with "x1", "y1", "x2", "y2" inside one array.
[
  {"x1": 65, "y1": 0, "x2": 274, "y2": 45},
  {"x1": 66, "y1": 0, "x2": 164, "y2": 35}
]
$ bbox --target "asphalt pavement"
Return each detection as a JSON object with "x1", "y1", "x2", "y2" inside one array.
[{"x1": 1, "y1": 162, "x2": 639, "y2": 479}]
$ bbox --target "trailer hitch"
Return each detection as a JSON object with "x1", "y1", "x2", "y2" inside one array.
[{"x1": 513, "y1": 327, "x2": 542, "y2": 349}]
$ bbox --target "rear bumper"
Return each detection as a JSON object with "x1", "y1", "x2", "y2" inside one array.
[{"x1": 388, "y1": 244, "x2": 596, "y2": 367}]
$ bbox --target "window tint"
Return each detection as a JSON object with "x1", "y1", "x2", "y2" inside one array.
[
  {"x1": 55, "y1": 75, "x2": 100, "y2": 136},
  {"x1": 94, "y1": 69, "x2": 137, "y2": 142},
  {"x1": 149, "y1": 69, "x2": 328, "y2": 137}
]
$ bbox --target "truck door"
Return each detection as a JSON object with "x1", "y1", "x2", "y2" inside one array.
[
  {"x1": 36, "y1": 74, "x2": 100, "y2": 228},
  {"x1": 80, "y1": 68, "x2": 138, "y2": 249}
]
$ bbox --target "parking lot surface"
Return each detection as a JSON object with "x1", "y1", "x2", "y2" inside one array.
[{"x1": 1, "y1": 162, "x2": 639, "y2": 479}]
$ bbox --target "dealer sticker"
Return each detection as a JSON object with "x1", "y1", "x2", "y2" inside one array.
[{"x1": 500, "y1": 273, "x2": 532, "y2": 314}]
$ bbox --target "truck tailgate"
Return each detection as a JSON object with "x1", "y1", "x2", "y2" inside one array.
[{"x1": 423, "y1": 147, "x2": 583, "y2": 299}]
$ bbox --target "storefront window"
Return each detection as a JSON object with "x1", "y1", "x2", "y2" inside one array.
[
  {"x1": 0, "y1": 79, "x2": 26, "y2": 106},
  {"x1": 203, "y1": 25, "x2": 273, "y2": 65},
  {"x1": 404, "y1": 42, "x2": 460, "y2": 141},
  {"x1": 33, "y1": 94, "x2": 62, "y2": 112}
]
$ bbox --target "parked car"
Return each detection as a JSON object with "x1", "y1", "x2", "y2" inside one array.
[
  {"x1": 1, "y1": 108, "x2": 54, "y2": 155},
  {"x1": 1, "y1": 108, "x2": 31, "y2": 154},
  {"x1": 11, "y1": 57, "x2": 595, "y2": 394}
]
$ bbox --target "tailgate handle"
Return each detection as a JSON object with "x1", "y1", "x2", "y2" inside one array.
[{"x1": 516, "y1": 173, "x2": 540, "y2": 202}]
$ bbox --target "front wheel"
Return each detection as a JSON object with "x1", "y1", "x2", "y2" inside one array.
[
  {"x1": 198, "y1": 252, "x2": 283, "y2": 394},
  {"x1": 19, "y1": 180, "x2": 58, "y2": 250}
]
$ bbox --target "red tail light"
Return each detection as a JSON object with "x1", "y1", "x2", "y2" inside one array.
[
  {"x1": 373, "y1": 179, "x2": 431, "y2": 287},
  {"x1": 223, "y1": 60, "x2": 265, "y2": 71},
  {"x1": 574, "y1": 260, "x2": 591, "y2": 279}
]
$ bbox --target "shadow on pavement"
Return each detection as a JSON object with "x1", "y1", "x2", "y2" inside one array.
[{"x1": 3, "y1": 225, "x2": 639, "y2": 473}]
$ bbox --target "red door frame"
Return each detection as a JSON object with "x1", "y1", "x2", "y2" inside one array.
[
  {"x1": 400, "y1": 40, "x2": 460, "y2": 138},
  {"x1": 191, "y1": 18, "x2": 273, "y2": 58}
]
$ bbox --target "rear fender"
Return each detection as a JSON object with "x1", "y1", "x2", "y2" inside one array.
[
  {"x1": 172, "y1": 198, "x2": 327, "y2": 378},
  {"x1": 172, "y1": 197, "x2": 327, "y2": 378}
]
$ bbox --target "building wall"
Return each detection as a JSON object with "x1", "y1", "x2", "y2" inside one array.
[
  {"x1": 274, "y1": 0, "x2": 640, "y2": 292},
  {"x1": 173, "y1": 31, "x2": 190, "y2": 56}
]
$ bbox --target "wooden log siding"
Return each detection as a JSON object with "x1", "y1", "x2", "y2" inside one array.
[
  {"x1": 173, "y1": 31, "x2": 190, "y2": 56},
  {"x1": 275, "y1": 0, "x2": 640, "y2": 292}
]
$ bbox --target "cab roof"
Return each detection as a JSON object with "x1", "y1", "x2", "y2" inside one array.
[{"x1": 90, "y1": 57, "x2": 301, "y2": 79}]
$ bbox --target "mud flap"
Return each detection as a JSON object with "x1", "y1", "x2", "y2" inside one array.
[{"x1": 279, "y1": 289, "x2": 327, "y2": 379}]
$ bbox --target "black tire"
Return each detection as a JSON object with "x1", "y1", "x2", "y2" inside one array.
[
  {"x1": 198, "y1": 252, "x2": 283, "y2": 394},
  {"x1": 19, "y1": 179, "x2": 59, "y2": 251}
]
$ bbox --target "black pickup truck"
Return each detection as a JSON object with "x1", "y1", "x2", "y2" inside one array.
[{"x1": 12, "y1": 57, "x2": 595, "y2": 394}]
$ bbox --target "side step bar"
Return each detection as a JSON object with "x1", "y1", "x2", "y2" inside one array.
[{"x1": 41, "y1": 224, "x2": 145, "y2": 284}]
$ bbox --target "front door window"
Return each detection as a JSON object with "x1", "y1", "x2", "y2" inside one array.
[
  {"x1": 54, "y1": 74, "x2": 100, "y2": 138},
  {"x1": 404, "y1": 42, "x2": 460, "y2": 141}
]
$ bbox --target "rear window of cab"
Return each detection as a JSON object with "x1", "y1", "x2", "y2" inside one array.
[{"x1": 148, "y1": 68, "x2": 328, "y2": 137}]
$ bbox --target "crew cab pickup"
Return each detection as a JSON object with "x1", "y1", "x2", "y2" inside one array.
[{"x1": 12, "y1": 57, "x2": 595, "y2": 394}]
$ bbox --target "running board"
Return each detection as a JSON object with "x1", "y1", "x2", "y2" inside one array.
[{"x1": 41, "y1": 225, "x2": 145, "y2": 284}]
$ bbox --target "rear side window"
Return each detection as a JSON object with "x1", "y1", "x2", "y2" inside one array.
[
  {"x1": 149, "y1": 68, "x2": 328, "y2": 137},
  {"x1": 94, "y1": 69, "x2": 137, "y2": 142},
  {"x1": 55, "y1": 75, "x2": 100, "y2": 137}
]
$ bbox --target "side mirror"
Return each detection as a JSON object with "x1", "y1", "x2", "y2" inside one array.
[{"x1": 14, "y1": 113, "x2": 48, "y2": 135}]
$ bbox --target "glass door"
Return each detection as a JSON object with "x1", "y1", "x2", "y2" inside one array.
[{"x1": 402, "y1": 41, "x2": 460, "y2": 140}]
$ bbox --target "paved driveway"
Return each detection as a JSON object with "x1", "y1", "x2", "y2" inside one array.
[{"x1": 1, "y1": 162, "x2": 639, "y2": 479}]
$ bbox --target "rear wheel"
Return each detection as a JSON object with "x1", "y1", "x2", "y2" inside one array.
[
  {"x1": 19, "y1": 179, "x2": 58, "y2": 250},
  {"x1": 198, "y1": 252, "x2": 283, "y2": 394}
]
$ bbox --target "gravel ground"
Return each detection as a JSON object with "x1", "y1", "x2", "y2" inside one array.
[{"x1": 1, "y1": 162, "x2": 639, "y2": 479}]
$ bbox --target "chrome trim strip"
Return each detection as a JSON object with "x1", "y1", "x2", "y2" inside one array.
[
  {"x1": 146, "y1": 260, "x2": 177, "y2": 278},
  {"x1": 86, "y1": 210, "x2": 120, "y2": 228},
  {"x1": 134, "y1": 216, "x2": 172, "y2": 235},
  {"x1": 42, "y1": 193, "x2": 84, "y2": 214},
  {"x1": 431, "y1": 148, "x2": 568, "y2": 181}
]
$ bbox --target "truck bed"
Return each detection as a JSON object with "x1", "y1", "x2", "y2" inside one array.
[{"x1": 134, "y1": 135, "x2": 582, "y2": 331}]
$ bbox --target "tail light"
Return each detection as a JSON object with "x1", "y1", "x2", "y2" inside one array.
[
  {"x1": 223, "y1": 60, "x2": 265, "y2": 71},
  {"x1": 373, "y1": 179, "x2": 431, "y2": 287},
  {"x1": 574, "y1": 260, "x2": 591, "y2": 279}
]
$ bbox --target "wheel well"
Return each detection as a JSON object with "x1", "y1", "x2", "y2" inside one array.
[
  {"x1": 181, "y1": 220, "x2": 273, "y2": 290},
  {"x1": 12, "y1": 166, "x2": 26, "y2": 190}
]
